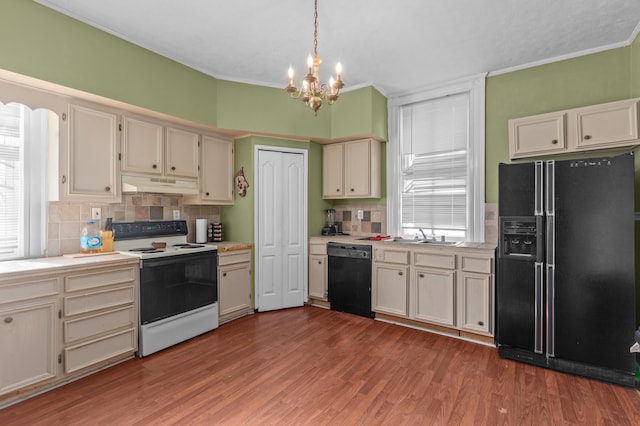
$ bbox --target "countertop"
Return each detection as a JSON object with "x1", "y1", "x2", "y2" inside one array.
[
  {"x1": 309, "y1": 234, "x2": 497, "y2": 251},
  {"x1": 206, "y1": 242, "x2": 252, "y2": 253},
  {"x1": 0, "y1": 252, "x2": 139, "y2": 280}
]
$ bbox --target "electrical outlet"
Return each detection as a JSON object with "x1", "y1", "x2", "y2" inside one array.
[
  {"x1": 173, "y1": 210, "x2": 180, "y2": 220},
  {"x1": 91, "y1": 208, "x2": 101, "y2": 221},
  {"x1": 357, "y1": 209, "x2": 364, "y2": 220}
]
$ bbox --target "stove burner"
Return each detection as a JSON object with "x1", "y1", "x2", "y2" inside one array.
[
  {"x1": 129, "y1": 247, "x2": 164, "y2": 253},
  {"x1": 173, "y1": 244, "x2": 206, "y2": 249}
]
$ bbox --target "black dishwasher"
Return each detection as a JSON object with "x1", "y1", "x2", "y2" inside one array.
[{"x1": 327, "y1": 242, "x2": 374, "y2": 318}]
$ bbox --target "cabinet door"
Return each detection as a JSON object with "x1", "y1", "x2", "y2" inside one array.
[
  {"x1": 200, "y1": 135, "x2": 234, "y2": 204},
  {"x1": 64, "y1": 102, "x2": 120, "y2": 201},
  {"x1": 309, "y1": 254, "x2": 327, "y2": 300},
  {"x1": 458, "y1": 272, "x2": 492, "y2": 334},
  {"x1": 412, "y1": 268, "x2": 456, "y2": 327},
  {"x1": 0, "y1": 301, "x2": 57, "y2": 396},
  {"x1": 345, "y1": 139, "x2": 372, "y2": 197},
  {"x1": 219, "y1": 263, "x2": 251, "y2": 316},
  {"x1": 121, "y1": 115, "x2": 163, "y2": 175},
  {"x1": 373, "y1": 264, "x2": 408, "y2": 316},
  {"x1": 165, "y1": 127, "x2": 200, "y2": 178},
  {"x1": 322, "y1": 144, "x2": 344, "y2": 198},
  {"x1": 509, "y1": 111, "x2": 567, "y2": 159},
  {"x1": 575, "y1": 99, "x2": 639, "y2": 150}
]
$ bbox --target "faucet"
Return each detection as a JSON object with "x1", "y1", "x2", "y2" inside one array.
[{"x1": 418, "y1": 228, "x2": 428, "y2": 240}]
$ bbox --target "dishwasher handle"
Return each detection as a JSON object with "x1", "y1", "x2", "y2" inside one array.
[{"x1": 327, "y1": 242, "x2": 372, "y2": 259}]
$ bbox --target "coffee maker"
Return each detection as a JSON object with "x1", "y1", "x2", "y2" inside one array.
[{"x1": 322, "y1": 209, "x2": 338, "y2": 235}]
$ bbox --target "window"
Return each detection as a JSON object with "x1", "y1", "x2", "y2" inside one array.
[
  {"x1": 387, "y1": 75, "x2": 485, "y2": 242},
  {"x1": 0, "y1": 103, "x2": 49, "y2": 260}
]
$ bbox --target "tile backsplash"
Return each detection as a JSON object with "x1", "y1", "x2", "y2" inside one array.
[
  {"x1": 47, "y1": 194, "x2": 220, "y2": 256},
  {"x1": 332, "y1": 203, "x2": 499, "y2": 244}
]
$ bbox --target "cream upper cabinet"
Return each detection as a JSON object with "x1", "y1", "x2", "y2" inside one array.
[
  {"x1": 322, "y1": 143, "x2": 344, "y2": 197},
  {"x1": 121, "y1": 115, "x2": 164, "y2": 175},
  {"x1": 58, "y1": 101, "x2": 120, "y2": 202},
  {"x1": 184, "y1": 134, "x2": 234, "y2": 205},
  {"x1": 0, "y1": 276, "x2": 59, "y2": 398},
  {"x1": 218, "y1": 249, "x2": 252, "y2": 323},
  {"x1": 575, "y1": 98, "x2": 639, "y2": 150},
  {"x1": 322, "y1": 138, "x2": 381, "y2": 199},
  {"x1": 508, "y1": 97, "x2": 640, "y2": 159},
  {"x1": 509, "y1": 111, "x2": 567, "y2": 159},
  {"x1": 165, "y1": 126, "x2": 200, "y2": 179},
  {"x1": 122, "y1": 115, "x2": 199, "y2": 179}
]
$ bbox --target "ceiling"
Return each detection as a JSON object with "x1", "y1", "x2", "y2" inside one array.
[{"x1": 34, "y1": 0, "x2": 640, "y2": 97}]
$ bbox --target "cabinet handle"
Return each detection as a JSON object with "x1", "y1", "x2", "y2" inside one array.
[
  {"x1": 478, "y1": 321, "x2": 484, "y2": 326},
  {"x1": 419, "y1": 273, "x2": 424, "y2": 278},
  {"x1": 551, "y1": 139, "x2": 558, "y2": 144},
  {"x1": 152, "y1": 164, "x2": 157, "y2": 169},
  {"x1": 318, "y1": 260, "x2": 322, "y2": 264},
  {"x1": 104, "y1": 186, "x2": 111, "y2": 192},
  {"x1": 223, "y1": 272, "x2": 227, "y2": 277},
  {"x1": 205, "y1": 192, "x2": 210, "y2": 196},
  {"x1": 61, "y1": 175, "x2": 67, "y2": 184},
  {"x1": 350, "y1": 188, "x2": 355, "y2": 192},
  {"x1": 584, "y1": 135, "x2": 592, "y2": 140},
  {"x1": 171, "y1": 166, "x2": 176, "y2": 171},
  {"x1": 336, "y1": 188, "x2": 340, "y2": 192},
  {"x1": 4, "y1": 317, "x2": 13, "y2": 324},
  {"x1": 398, "y1": 271, "x2": 403, "y2": 276}
]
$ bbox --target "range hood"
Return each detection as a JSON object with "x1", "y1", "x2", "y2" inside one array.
[{"x1": 122, "y1": 175, "x2": 199, "y2": 195}]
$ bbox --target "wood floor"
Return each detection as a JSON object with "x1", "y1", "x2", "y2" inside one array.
[{"x1": 2, "y1": 306, "x2": 640, "y2": 425}]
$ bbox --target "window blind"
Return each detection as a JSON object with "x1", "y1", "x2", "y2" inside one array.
[{"x1": 399, "y1": 93, "x2": 469, "y2": 239}]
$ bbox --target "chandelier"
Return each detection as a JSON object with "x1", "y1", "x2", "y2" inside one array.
[{"x1": 285, "y1": 0, "x2": 344, "y2": 115}]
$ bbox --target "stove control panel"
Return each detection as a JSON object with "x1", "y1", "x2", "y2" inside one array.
[{"x1": 113, "y1": 220, "x2": 188, "y2": 240}]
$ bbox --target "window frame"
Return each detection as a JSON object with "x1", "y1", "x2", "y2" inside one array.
[{"x1": 386, "y1": 74, "x2": 486, "y2": 242}]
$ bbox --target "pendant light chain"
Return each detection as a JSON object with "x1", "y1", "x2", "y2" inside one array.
[{"x1": 313, "y1": 0, "x2": 319, "y2": 58}]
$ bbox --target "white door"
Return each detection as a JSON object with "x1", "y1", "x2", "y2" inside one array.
[{"x1": 255, "y1": 147, "x2": 307, "y2": 311}]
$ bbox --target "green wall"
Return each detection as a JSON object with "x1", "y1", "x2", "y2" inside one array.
[
  {"x1": 485, "y1": 46, "x2": 634, "y2": 203},
  {"x1": 0, "y1": 0, "x2": 386, "y2": 141}
]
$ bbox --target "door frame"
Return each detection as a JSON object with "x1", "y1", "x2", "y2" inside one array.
[{"x1": 253, "y1": 144, "x2": 308, "y2": 311}]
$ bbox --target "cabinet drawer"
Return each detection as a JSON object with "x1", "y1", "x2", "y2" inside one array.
[
  {"x1": 64, "y1": 285, "x2": 134, "y2": 316},
  {"x1": 64, "y1": 306, "x2": 135, "y2": 344},
  {"x1": 64, "y1": 328, "x2": 136, "y2": 374},
  {"x1": 65, "y1": 267, "x2": 136, "y2": 292},
  {"x1": 309, "y1": 243, "x2": 327, "y2": 255},
  {"x1": 413, "y1": 251, "x2": 456, "y2": 270},
  {"x1": 218, "y1": 250, "x2": 251, "y2": 266},
  {"x1": 460, "y1": 255, "x2": 493, "y2": 274},
  {"x1": 374, "y1": 247, "x2": 410, "y2": 265},
  {"x1": 0, "y1": 277, "x2": 59, "y2": 304}
]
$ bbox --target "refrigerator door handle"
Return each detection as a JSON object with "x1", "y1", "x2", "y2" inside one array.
[
  {"x1": 534, "y1": 262, "x2": 544, "y2": 354},
  {"x1": 545, "y1": 160, "x2": 555, "y2": 216},
  {"x1": 546, "y1": 263, "x2": 555, "y2": 358},
  {"x1": 535, "y1": 161, "x2": 544, "y2": 216}
]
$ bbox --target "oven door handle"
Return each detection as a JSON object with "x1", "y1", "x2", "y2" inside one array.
[{"x1": 140, "y1": 252, "x2": 217, "y2": 268}]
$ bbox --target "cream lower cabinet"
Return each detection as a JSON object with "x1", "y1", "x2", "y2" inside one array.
[
  {"x1": 373, "y1": 247, "x2": 410, "y2": 317},
  {"x1": 308, "y1": 240, "x2": 328, "y2": 301},
  {"x1": 62, "y1": 265, "x2": 137, "y2": 375},
  {"x1": 218, "y1": 249, "x2": 252, "y2": 323},
  {"x1": 0, "y1": 277, "x2": 59, "y2": 398},
  {"x1": 410, "y1": 250, "x2": 457, "y2": 327},
  {"x1": 457, "y1": 253, "x2": 494, "y2": 336}
]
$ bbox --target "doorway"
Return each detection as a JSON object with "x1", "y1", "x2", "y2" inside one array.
[{"x1": 254, "y1": 146, "x2": 307, "y2": 311}]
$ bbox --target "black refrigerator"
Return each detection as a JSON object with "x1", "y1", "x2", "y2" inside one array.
[{"x1": 496, "y1": 152, "x2": 636, "y2": 387}]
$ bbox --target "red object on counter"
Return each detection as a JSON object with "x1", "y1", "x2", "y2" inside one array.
[{"x1": 369, "y1": 235, "x2": 391, "y2": 241}]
